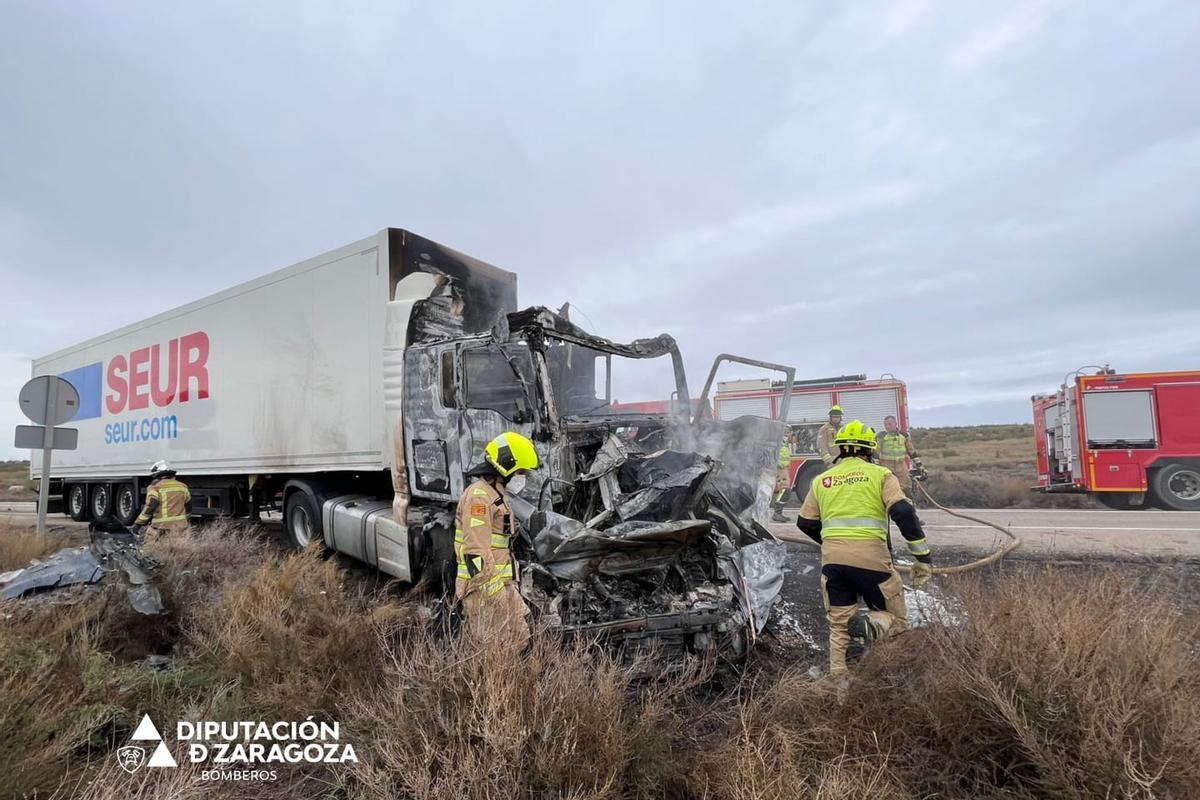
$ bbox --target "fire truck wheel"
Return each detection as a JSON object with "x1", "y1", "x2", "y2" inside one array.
[{"x1": 1150, "y1": 463, "x2": 1200, "y2": 511}]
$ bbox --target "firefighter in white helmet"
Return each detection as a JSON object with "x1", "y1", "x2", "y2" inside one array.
[
  {"x1": 795, "y1": 420, "x2": 933, "y2": 675},
  {"x1": 132, "y1": 460, "x2": 191, "y2": 538},
  {"x1": 455, "y1": 432, "x2": 539, "y2": 647},
  {"x1": 815, "y1": 405, "x2": 844, "y2": 466}
]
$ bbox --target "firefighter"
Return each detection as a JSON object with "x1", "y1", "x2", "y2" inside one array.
[
  {"x1": 131, "y1": 460, "x2": 191, "y2": 538},
  {"x1": 455, "y1": 432, "x2": 539, "y2": 648},
  {"x1": 815, "y1": 405, "x2": 844, "y2": 466},
  {"x1": 771, "y1": 435, "x2": 793, "y2": 522},
  {"x1": 795, "y1": 420, "x2": 933, "y2": 675},
  {"x1": 876, "y1": 415, "x2": 926, "y2": 493}
]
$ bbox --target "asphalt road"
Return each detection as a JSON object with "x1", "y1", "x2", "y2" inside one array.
[{"x1": 771, "y1": 506, "x2": 1200, "y2": 560}]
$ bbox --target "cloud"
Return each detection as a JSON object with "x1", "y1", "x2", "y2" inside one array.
[
  {"x1": 2, "y1": 0, "x2": 1199, "y2": 460},
  {"x1": 949, "y1": 0, "x2": 1069, "y2": 71}
]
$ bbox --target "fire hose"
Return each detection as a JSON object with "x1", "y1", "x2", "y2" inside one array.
[{"x1": 774, "y1": 480, "x2": 1022, "y2": 576}]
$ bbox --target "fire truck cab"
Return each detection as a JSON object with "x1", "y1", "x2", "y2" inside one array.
[
  {"x1": 714, "y1": 374, "x2": 910, "y2": 497},
  {"x1": 1033, "y1": 368, "x2": 1200, "y2": 511}
]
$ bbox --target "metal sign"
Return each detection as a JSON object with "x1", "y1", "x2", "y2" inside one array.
[
  {"x1": 15, "y1": 425, "x2": 78, "y2": 450},
  {"x1": 15, "y1": 375, "x2": 81, "y2": 539},
  {"x1": 19, "y1": 375, "x2": 80, "y2": 426}
]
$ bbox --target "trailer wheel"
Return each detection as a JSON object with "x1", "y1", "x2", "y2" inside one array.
[
  {"x1": 90, "y1": 484, "x2": 114, "y2": 522},
  {"x1": 114, "y1": 483, "x2": 139, "y2": 526},
  {"x1": 1150, "y1": 463, "x2": 1200, "y2": 511},
  {"x1": 67, "y1": 483, "x2": 88, "y2": 521},
  {"x1": 284, "y1": 489, "x2": 324, "y2": 550}
]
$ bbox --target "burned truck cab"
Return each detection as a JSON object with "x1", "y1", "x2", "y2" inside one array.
[{"x1": 402, "y1": 304, "x2": 794, "y2": 661}]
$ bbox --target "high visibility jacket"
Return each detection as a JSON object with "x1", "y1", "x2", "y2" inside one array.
[
  {"x1": 778, "y1": 442, "x2": 792, "y2": 469},
  {"x1": 808, "y1": 458, "x2": 892, "y2": 542},
  {"x1": 454, "y1": 478, "x2": 516, "y2": 600},
  {"x1": 877, "y1": 431, "x2": 913, "y2": 463},
  {"x1": 135, "y1": 478, "x2": 190, "y2": 530}
]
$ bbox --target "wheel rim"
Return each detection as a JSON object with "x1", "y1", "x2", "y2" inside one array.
[
  {"x1": 92, "y1": 486, "x2": 109, "y2": 516},
  {"x1": 1168, "y1": 469, "x2": 1200, "y2": 502},
  {"x1": 70, "y1": 486, "x2": 85, "y2": 515},
  {"x1": 118, "y1": 487, "x2": 135, "y2": 519},
  {"x1": 291, "y1": 505, "x2": 313, "y2": 547}
]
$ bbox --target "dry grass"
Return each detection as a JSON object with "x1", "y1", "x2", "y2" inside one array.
[
  {"x1": 2, "y1": 524, "x2": 1197, "y2": 799},
  {"x1": 0, "y1": 461, "x2": 34, "y2": 501},
  {"x1": 913, "y1": 425, "x2": 1097, "y2": 508}
]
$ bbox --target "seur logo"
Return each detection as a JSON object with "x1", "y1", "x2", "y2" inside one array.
[
  {"x1": 58, "y1": 332, "x2": 210, "y2": 421},
  {"x1": 118, "y1": 714, "x2": 178, "y2": 772}
]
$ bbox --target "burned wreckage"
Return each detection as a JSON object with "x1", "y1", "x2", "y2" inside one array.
[{"x1": 402, "y1": 297, "x2": 795, "y2": 659}]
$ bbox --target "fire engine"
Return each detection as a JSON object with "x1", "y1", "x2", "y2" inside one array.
[
  {"x1": 1032, "y1": 367, "x2": 1200, "y2": 510},
  {"x1": 714, "y1": 374, "x2": 910, "y2": 496}
]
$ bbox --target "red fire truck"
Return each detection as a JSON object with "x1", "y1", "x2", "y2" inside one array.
[
  {"x1": 1032, "y1": 368, "x2": 1200, "y2": 510},
  {"x1": 714, "y1": 374, "x2": 910, "y2": 496}
]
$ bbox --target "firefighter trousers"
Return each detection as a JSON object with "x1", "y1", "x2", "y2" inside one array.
[
  {"x1": 821, "y1": 562, "x2": 907, "y2": 674},
  {"x1": 462, "y1": 583, "x2": 530, "y2": 650}
]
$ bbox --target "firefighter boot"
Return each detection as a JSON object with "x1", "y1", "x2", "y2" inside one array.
[{"x1": 845, "y1": 610, "x2": 879, "y2": 666}]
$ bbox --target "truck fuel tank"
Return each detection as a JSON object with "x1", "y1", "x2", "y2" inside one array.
[{"x1": 321, "y1": 496, "x2": 414, "y2": 581}]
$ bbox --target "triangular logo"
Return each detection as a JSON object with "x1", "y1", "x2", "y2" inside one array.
[
  {"x1": 470, "y1": 518, "x2": 486, "y2": 527},
  {"x1": 131, "y1": 714, "x2": 162, "y2": 741},
  {"x1": 147, "y1": 741, "x2": 178, "y2": 768}
]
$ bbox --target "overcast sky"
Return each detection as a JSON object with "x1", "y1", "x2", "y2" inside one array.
[{"x1": 2, "y1": 0, "x2": 1199, "y2": 460}]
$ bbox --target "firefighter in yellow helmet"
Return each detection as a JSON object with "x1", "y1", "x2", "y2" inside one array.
[
  {"x1": 795, "y1": 420, "x2": 933, "y2": 675},
  {"x1": 771, "y1": 435, "x2": 793, "y2": 523},
  {"x1": 455, "y1": 432, "x2": 539, "y2": 647},
  {"x1": 815, "y1": 405, "x2": 844, "y2": 466},
  {"x1": 131, "y1": 460, "x2": 191, "y2": 538}
]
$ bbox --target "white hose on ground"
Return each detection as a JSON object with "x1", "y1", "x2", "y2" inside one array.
[{"x1": 772, "y1": 480, "x2": 1022, "y2": 575}]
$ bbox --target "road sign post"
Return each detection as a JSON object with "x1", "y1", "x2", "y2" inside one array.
[{"x1": 15, "y1": 376, "x2": 80, "y2": 540}]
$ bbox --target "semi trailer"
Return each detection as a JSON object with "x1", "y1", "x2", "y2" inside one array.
[{"x1": 29, "y1": 229, "x2": 793, "y2": 656}]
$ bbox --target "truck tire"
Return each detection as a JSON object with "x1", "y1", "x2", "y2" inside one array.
[
  {"x1": 66, "y1": 483, "x2": 89, "y2": 521},
  {"x1": 1095, "y1": 492, "x2": 1149, "y2": 511},
  {"x1": 284, "y1": 489, "x2": 324, "y2": 550},
  {"x1": 1150, "y1": 463, "x2": 1200, "y2": 511},
  {"x1": 114, "y1": 483, "x2": 139, "y2": 526},
  {"x1": 90, "y1": 484, "x2": 114, "y2": 522}
]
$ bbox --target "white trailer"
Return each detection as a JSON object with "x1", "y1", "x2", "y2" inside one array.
[{"x1": 31, "y1": 229, "x2": 516, "y2": 581}]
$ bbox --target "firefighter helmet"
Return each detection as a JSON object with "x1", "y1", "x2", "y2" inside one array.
[
  {"x1": 829, "y1": 405, "x2": 844, "y2": 416},
  {"x1": 485, "y1": 433, "x2": 540, "y2": 477},
  {"x1": 834, "y1": 420, "x2": 877, "y2": 450},
  {"x1": 149, "y1": 460, "x2": 175, "y2": 479}
]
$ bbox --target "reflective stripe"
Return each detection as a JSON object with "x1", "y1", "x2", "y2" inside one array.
[
  {"x1": 906, "y1": 538, "x2": 931, "y2": 556},
  {"x1": 490, "y1": 533, "x2": 510, "y2": 549},
  {"x1": 823, "y1": 517, "x2": 888, "y2": 531}
]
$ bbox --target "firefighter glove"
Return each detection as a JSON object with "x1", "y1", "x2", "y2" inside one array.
[
  {"x1": 911, "y1": 560, "x2": 933, "y2": 588},
  {"x1": 131, "y1": 523, "x2": 145, "y2": 537},
  {"x1": 909, "y1": 458, "x2": 928, "y2": 482}
]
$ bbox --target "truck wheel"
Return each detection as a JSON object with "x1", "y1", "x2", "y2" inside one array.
[
  {"x1": 67, "y1": 483, "x2": 89, "y2": 521},
  {"x1": 114, "y1": 483, "x2": 139, "y2": 526},
  {"x1": 1095, "y1": 492, "x2": 1148, "y2": 511},
  {"x1": 284, "y1": 490, "x2": 323, "y2": 550},
  {"x1": 90, "y1": 484, "x2": 114, "y2": 522},
  {"x1": 1150, "y1": 464, "x2": 1200, "y2": 511}
]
